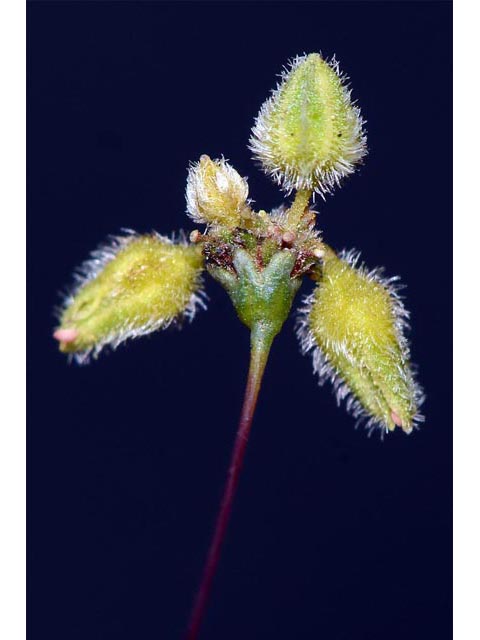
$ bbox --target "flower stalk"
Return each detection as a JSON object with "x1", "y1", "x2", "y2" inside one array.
[
  {"x1": 185, "y1": 324, "x2": 273, "y2": 640},
  {"x1": 284, "y1": 188, "x2": 313, "y2": 231}
]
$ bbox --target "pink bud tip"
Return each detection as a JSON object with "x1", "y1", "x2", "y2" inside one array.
[
  {"x1": 390, "y1": 411, "x2": 403, "y2": 428},
  {"x1": 53, "y1": 328, "x2": 79, "y2": 344}
]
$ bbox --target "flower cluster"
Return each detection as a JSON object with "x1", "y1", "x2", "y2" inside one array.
[{"x1": 55, "y1": 53, "x2": 423, "y2": 435}]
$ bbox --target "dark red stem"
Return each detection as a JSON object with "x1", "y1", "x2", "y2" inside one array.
[{"x1": 185, "y1": 328, "x2": 273, "y2": 640}]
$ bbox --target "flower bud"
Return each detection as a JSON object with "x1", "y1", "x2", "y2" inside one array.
[
  {"x1": 249, "y1": 53, "x2": 367, "y2": 197},
  {"x1": 186, "y1": 155, "x2": 249, "y2": 228},
  {"x1": 54, "y1": 233, "x2": 205, "y2": 363},
  {"x1": 297, "y1": 249, "x2": 423, "y2": 434}
]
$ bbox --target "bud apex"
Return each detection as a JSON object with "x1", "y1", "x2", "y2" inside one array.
[
  {"x1": 55, "y1": 233, "x2": 205, "y2": 363},
  {"x1": 186, "y1": 155, "x2": 249, "y2": 227},
  {"x1": 297, "y1": 250, "x2": 423, "y2": 434},
  {"x1": 249, "y1": 53, "x2": 367, "y2": 197}
]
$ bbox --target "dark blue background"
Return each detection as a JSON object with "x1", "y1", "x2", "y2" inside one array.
[{"x1": 27, "y1": 2, "x2": 452, "y2": 639}]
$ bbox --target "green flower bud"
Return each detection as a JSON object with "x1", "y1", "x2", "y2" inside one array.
[
  {"x1": 297, "y1": 249, "x2": 423, "y2": 435},
  {"x1": 54, "y1": 232, "x2": 205, "y2": 363},
  {"x1": 186, "y1": 155, "x2": 249, "y2": 228},
  {"x1": 249, "y1": 53, "x2": 367, "y2": 197}
]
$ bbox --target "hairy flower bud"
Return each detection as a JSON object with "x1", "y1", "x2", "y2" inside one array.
[
  {"x1": 54, "y1": 232, "x2": 205, "y2": 363},
  {"x1": 249, "y1": 53, "x2": 367, "y2": 197},
  {"x1": 297, "y1": 249, "x2": 423, "y2": 434},
  {"x1": 186, "y1": 155, "x2": 249, "y2": 228}
]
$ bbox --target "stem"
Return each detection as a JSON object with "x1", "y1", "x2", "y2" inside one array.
[
  {"x1": 285, "y1": 188, "x2": 312, "y2": 230},
  {"x1": 185, "y1": 325, "x2": 274, "y2": 640}
]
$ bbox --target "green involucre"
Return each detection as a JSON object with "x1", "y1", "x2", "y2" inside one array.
[
  {"x1": 250, "y1": 53, "x2": 367, "y2": 196},
  {"x1": 298, "y1": 250, "x2": 423, "y2": 434},
  {"x1": 56, "y1": 234, "x2": 205, "y2": 362}
]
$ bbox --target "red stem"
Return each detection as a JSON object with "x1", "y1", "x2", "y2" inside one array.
[{"x1": 185, "y1": 328, "x2": 273, "y2": 640}]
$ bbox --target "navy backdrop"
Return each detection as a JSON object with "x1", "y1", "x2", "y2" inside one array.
[{"x1": 27, "y1": 2, "x2": 452, "y2": 639}]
